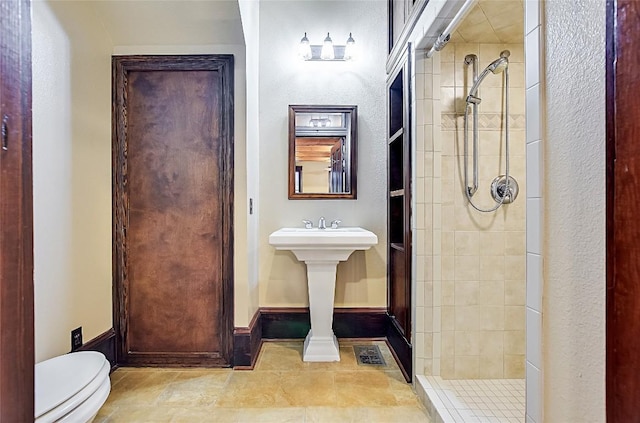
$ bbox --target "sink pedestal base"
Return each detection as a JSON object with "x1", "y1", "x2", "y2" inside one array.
[
  {"x1": 303, "y1": 261, "x2": 341, "y2": 362},
  {"x1": 303, "y1": 332, "x2": 340, "y2": 362}
]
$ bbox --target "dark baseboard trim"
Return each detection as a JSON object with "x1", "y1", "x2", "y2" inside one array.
[
  {"x1": 78, "y1": 328, "x2": 117, "y2": 371},
  {"x1": 233, "y1": 309, "x2": 262, "y2": 369},
  {"x1": 387, "y1": 316, "x2": 412, "y2": 382},
  {"x1": 232, "y1": 307, "x2": 388, "y2": 368},
  {"x1": 260, "y1": 307, "x2": 388, "y2": 339}
]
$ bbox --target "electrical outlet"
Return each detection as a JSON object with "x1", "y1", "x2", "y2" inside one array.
[{"x1": 71, "y1": 327, "x2": 82, "y2": 351}]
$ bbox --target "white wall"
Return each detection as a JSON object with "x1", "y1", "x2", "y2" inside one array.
[
  {"x1": 258, "y1": 0, "x2": 388, "y2": 308},
  {"x1": 32, "y1": 0, "x2": 113, "y2": 362},
  {"x1": 238, "y1": 0, "x2": 261, "y2": 327},
  {"x1": 543, "y1": 0, "x2": 606, "y2": 421}
]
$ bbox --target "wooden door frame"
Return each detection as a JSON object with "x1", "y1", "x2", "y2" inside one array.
[
  {"x1": 0, "y1": 0, "x2": 34, "y2": 419},
  {"x1": 112, "y1": 55, "x2": 234, "y2": 366},
  {"x1": 606, "y1": 0, "x2": 640, "y2": 420}
]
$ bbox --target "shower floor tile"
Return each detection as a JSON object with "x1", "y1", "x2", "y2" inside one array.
[
  {"x1": 416, "y1": 375, "x2": 524, "y2": 423},
  {"x1": 96, "y1": 340, "x2": 431, "y2": 423}
]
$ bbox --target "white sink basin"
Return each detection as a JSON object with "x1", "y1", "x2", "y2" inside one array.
[
  {"x1": 269, "y1": 227, "x2": 378, "y2": 257},
  {"x1": 269, "y1": 226, "x2": 378, "y2": 362}
]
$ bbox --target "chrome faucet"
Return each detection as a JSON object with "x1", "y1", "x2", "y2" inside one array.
[
  {"x1": 302, "y1": 219, "x2": 313, "y2": 229},
  {"x1": 330, "y1": 219, "x2": 341, "y2": 229},
  {"x1": 318, "y1": 216, "x2": 326, "y2": 229}
]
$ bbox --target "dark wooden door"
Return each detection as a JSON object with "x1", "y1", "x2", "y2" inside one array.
[
  {"x1": 0, "y1": 0, "x2": 34, "y2": 420},
  {"x1": 113, "y1": 56, "x2": 234, "y2": 367},
  {"x1": 606, "y1": 1, "x2": 640, "y2": 420}
]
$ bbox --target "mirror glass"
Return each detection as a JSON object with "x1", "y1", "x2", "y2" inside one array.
[{"x1": 288, "y1": 105, "x2": 357, "y2": 199}]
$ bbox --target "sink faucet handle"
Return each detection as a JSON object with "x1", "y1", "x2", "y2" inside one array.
[
  {"x1": 302, "y1": 219, "x2": 313, "y2": 229},
  {"x1": 330, "y1": 219, "x2": 342, "y2": 229}
]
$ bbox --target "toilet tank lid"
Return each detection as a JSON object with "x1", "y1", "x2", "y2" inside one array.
[{"x1": 35, "y1": 351, "x2": 108, "y2": 417}]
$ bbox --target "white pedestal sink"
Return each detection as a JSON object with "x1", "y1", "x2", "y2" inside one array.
[{"x1": 268, "y1": 227, "x2": 378, "y2": 362}]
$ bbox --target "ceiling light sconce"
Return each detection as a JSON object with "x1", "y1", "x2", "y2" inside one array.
[{"x1": 299, "y1": 32, "x2": 356, "y2": 61}]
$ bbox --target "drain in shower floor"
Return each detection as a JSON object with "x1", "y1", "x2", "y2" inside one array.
[{"x1": 353, "y1": 345, "x2": 386, "y2": 366}]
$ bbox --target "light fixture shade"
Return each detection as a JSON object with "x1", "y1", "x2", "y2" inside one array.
[
  {"x1": 344, "y1": 33, "x2": 356, "y2": 60},
  {"x1": 320, "y1": 32, "x2": 335, "y2": 60},
  {"x1": 299, "y1": 32, "x2": 312, "y2": 60}
]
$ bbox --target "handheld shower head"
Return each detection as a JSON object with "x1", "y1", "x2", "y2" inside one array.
[
  {"x1": 466, "y1": 50, "x2": 511, "y2": 102},
  {"x1": 488, "y1": 50, "x2": 511, "y2": 74},
  {"x1": 488, "y1": 57, "x2": 509, "y2": 74}
]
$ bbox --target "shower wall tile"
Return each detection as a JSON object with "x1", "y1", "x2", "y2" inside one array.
[
  {"x1": 440, "y1": 88, "x2": 457, "y2": 113},
  {"x1": 440, "y1": 62, "x2": 456, "y2": 87},
  {"x1": 505, "y1": 279, "x2": 526, "y2": 305},
  {"x1": 454, "y1": 231, "x2": 479, "y2": 256},
  {"x1": 416, "y1": 277, "x2": 426, "y2": 307},
  {"x1": 479, "y1": 355, "x2": 504, "y2": 379},
  {"x1": 425, "y1": 281, "x2": 434, "y2": 307},
  {"x1": 526, "y1": 361, "x2": 542, "y2": 423},
  {"x1": 455, "y1": 330, "x2": 480, "y2": 356},
  {"x1": 526, "y1": 307, "x2": 542, "y2": 368},
  {"x1": 480, "y1": 256, "x2": 506, "y2": 281},
  {"x1": 526, "y1": 140, "x2": 542, "y2": 197},
  {"x1": 455, "y1": 281, "x2": 480, "y2": 306},
  {"x1": 505, "y1": 231, "x2": 526, "y2": 255},
  {"x1": 479, "y1": 280, "x2": 505, "y2": 305},
  {"x1": 525, "y1": 1, "x2": 540, "y2": 36},
  {"x1": 455, "y1": 356, "x2": 480, "y2": 379},
  {"x1": 525, "y1": 27, "x2": 540, "y2": 87},
  {"x1": 526, "y1": 83, "x2": 541, "y2": 142},
  {"x1": 526, "y1": 254, "x2": 542, "y2": 312},
  {"x1": 480, "y1": 330, "x2": 505, "y2": 357},
  {"x1": 415, "y1": 72, "x2": 425, "y2": 100},
  {"x1": 504, "y1": 354, "x2": 525, "y2": 378},
  {"x1": 526, "y1": 198, "x2": 541, "y2": 253},
  {"x1": 416, "y1": 331, "x2": 426, "y2": 359},
  {"x1": 415, "y1": 37, "x2": 530, "y2": 383},
  {"x1": 505, "y1": 306, "x2": 526, "y2": 331}
]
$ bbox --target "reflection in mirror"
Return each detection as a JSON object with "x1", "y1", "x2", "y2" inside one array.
[{"x1": 288, "y1": 105, "x2": 357, "y2": 199}]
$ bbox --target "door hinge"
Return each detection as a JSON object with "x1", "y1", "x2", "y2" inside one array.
[{"x1": 1, "y1": 115, "x2": 8, "y2": 151}]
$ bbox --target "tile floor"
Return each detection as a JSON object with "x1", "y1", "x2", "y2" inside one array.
[
  {"x1": 95, "y1": 340, "x2": 431, "y2": 422},
  {"x1": 416, "y1": 376, "x2": 524, "y2": 423}
]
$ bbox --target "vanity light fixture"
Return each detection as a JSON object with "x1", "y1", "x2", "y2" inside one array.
[
  {"x1": 308, "y1": 117, "x2": 332, "y2": 127},
  {"x1": 344, "y1": 33, "x2": 356, "y2": 60},
  {"x1": 321, "y1": 33, "x2": 335, "y2": 60},
  {"x1": 299, "y1": 32, "x2": 356, "y2": 61},
  {"x1": 298, "y1": 32, "x2": 312, "y2": 60}
]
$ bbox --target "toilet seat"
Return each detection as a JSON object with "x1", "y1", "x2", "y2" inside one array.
[{"x1": 35, "y1": 351, "x2": 111, "y2": 423}]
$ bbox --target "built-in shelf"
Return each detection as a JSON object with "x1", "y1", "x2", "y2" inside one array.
[
  {"x1": 390, "y1": 242, "x2": 405, "y2": 252},
  {"x1": 386, "y1": 46, "x2": 412, "y2": 381},
  {"x1": 389, "y1": 128, "x2": 404, "y2": 144}
]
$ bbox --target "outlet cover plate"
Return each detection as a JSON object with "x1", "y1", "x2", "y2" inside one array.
[{"x1": 71, "y1": 327, "x2": 82, "y2": 351}]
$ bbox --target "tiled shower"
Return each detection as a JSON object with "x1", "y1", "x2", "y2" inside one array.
[{"x1": 413, "y1": 1, "x2": 526, "y2": 421}]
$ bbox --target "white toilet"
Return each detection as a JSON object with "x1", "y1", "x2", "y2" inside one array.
[{"x1": 35, "y1": 351, "x2": 111, "y2": 423}]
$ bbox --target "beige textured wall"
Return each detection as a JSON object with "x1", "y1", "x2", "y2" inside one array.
[
  {"x1": 414, "y1": 41, "x2": 526, "y2": 379},
  {"x1": 543, "y1": 0, "x2": 606, "y2": 420},
  {"x1": 32, "y1": 1, "x2": 113, "y2": 362},
  {"x1": 257, "y1": 1, "x2": 388, "y2": 308}
]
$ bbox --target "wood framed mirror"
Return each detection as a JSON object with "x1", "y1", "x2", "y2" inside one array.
[{"x1": 288, "y1": 105, "x2": 357, "y2": 199}]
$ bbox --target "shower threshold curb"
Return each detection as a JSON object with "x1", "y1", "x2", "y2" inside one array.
[{"x1": 415, "y1": 375, "x2": 475, "y2": 423}]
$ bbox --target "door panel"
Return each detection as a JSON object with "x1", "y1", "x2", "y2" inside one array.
[
  {"x1": 113, "y1": 56, "x2": 234, "y2": 366},
  {"x1": 607, "y1": 1, "x2": 640, "y2": 420},
  {"x1": 0, "y1": 0, "x2": 34, "y2": 419}
]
